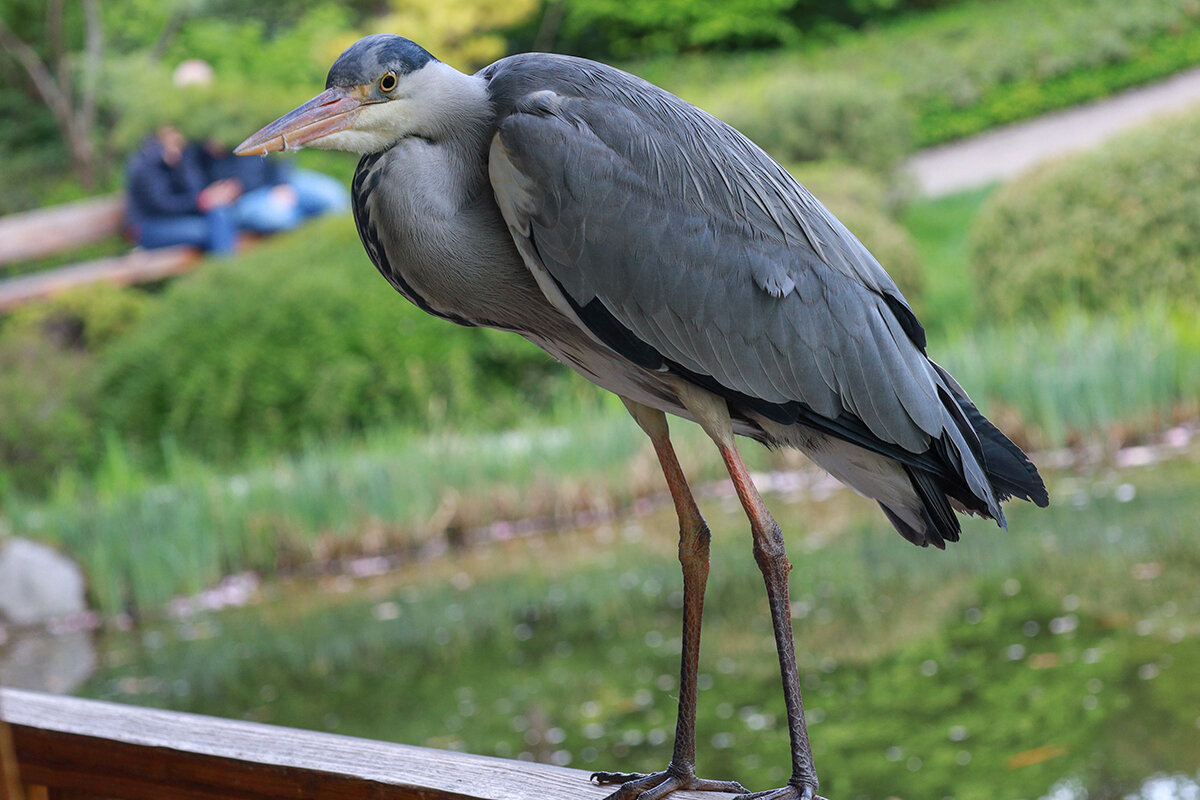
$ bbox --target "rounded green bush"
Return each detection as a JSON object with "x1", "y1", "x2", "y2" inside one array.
[
  {"x1": 719, "y1": 74, "x2": 914, "y2": 174},
  {"x1": 970, "y1": 109, "x2": 1200, "y2": 319},
  {"x1": 96, "y1": 217, "x2": 572, "y2": 462}
]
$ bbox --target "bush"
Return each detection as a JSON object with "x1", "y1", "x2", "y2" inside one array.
[
  {"x1": 0, "y1": 285, "x2": 147, "y2": 496},
  {"x1": 96, "y1": 217, "x2": 575, "y2": 462},
  {"x1": 790, "y1": 161, "x2": 924, "y2": 310},
  {"x1": 970, "y1": 109, "x2": 1200, "y2": 319},
  {"x1": 0, "y1": 329, "x2": 98, "y2": 496},
  {"x1": 5, "y1": 284, "x2": 148, "y2": 350},
  {"x1": 719, "y1": 74, "x2": 913, "y2": 174}
]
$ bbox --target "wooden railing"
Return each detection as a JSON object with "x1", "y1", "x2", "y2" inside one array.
[
  {"x1": 0, "y1": 689, "x2": 721, "y2": 800},
  {"x1": 0, "y1": 196, "x2": 200, "y2": 312}
]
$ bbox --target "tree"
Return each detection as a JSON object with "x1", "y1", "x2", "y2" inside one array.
[{"x1": 0, "y1": 0, "x2": 103, "y2": 188}]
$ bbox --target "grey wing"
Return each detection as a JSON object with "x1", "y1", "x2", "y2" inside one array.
[{"x1": 485, "y1": 58, "x2": 999, "y2": 518}]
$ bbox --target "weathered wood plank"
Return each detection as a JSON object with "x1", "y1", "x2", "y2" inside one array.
[
  {"x1": 1, "y1": 711, "x2": 23, "y2": 800},
  {"x1": 0, "y1": 246, "x2": 199, "y2": 312},
  {"x1": 0, "y1": 196, "x2": 125, "y2": 266},
  {"x1": 2, "y1": 690, "x2": 729, "y2": 800}
]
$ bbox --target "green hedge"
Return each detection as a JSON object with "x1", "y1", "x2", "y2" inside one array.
[
  {"x1": 718, "y1": 74, "x2": 913, "y2": 173},
  {"x1": 95, "y1": 216, "x2": 575, "y2": 463},
  {"x1": 970, "y1": 109, "x2": 1200, "y2": 319}
]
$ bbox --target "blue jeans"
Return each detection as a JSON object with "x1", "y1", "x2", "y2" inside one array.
[
  {"x1": 235, "y1": 169, "x2": 350, "y2": 234},
  {"x1": 135, "y1": 206, "x2": 236, "y2": 254}
]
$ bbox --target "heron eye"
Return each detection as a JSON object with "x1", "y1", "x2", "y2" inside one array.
[{"x1": 379, "y1": 72, "x2": 397, "y2": 92}]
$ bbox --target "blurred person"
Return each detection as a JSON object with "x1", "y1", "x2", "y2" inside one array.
[
  {"x1": 195, "y1": 137, "x2": 349, "y2": 235},
  {"x1": 124, "y1": 125, "x2": 239, "y2": 253}
]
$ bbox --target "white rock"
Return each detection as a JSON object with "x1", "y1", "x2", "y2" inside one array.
[{"x1": 0, "y1": 538, "x2": 88, "y2": 625}]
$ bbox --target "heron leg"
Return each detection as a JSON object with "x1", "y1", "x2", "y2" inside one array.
[
  {"x1": 718, "y1": 442, "x2": 822, "y2": 800},
  {"x1": 667, "y1": 382, "x2": 822, "y2": 800},
  {"x1": 591, "y1": 400, "x2": 748, "y2": 800}
]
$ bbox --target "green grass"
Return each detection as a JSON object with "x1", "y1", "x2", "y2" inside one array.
[
  {"x1": 935, "y1": 311, "x2": 1200, "y2": 450},
  {"x1": 77, "y1": 447, "x2": 1200, "y2": 800},
  {"x1": 900, "y1": 186, "x2": 994, "y2": 334},
  {"x1": 3, "y1": 401, "x2": 780, "y2": 615}
]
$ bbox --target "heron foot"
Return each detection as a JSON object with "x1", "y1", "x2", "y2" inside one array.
[
  {"x1": 592, "y1": 766, "x2": 748, "y2": 800},
  {"x1": 733, "y1": 780, "x2": 825, "y2": 800}
]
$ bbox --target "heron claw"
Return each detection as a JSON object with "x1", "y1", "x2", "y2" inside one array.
[
  {"x1": 592, "y1": 766, "x2": 748, "y2": 800},
  {"x1": 733, "y1": 781, "x2": 825, "y2": 800}
]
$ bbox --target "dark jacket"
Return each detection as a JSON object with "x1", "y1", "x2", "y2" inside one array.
[
  {"x1": 124, "y1": 139, "x2": 207, "y2": 228},
  {"x1": 194, "y1": 145, "x2": 290, "y2": 193}
]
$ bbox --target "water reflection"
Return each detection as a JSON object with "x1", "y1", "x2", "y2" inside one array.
[
  {"x1": 1042, "y1": 772, "x2": 1200, "y2": 800},
  {"x1": 0, "y1": 628, "x2": 96, "y2": 693}
]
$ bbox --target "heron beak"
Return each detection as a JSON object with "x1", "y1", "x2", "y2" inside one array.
[{"x1": 235, "y1": 86, "x2": 370, "y2": 155}]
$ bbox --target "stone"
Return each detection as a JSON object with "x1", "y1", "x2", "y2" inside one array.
[{"x1": 0, "y1": 537, "x2": 88, "y2": 626}]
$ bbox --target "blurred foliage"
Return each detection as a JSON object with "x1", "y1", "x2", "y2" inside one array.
[
  {"x1": 0, "y1": 285, "x2": 147, "y2": 495},
  {"x1": 94, "y1": 216, "x2": 578, "y2": 463},
  {"x1": 719, "y1": 73, "x2": 913, "y2": 173},
  {"x1": 5, "y1": 283, "x2": 149, "y2": 350},
  {"x1": 512, "y1": 0, "x2": 964, "y2": 60},
  {"x1": 790, "y1": 161, "x2": 923, "y2": 309},
  {"x1": 361, "y1": 0, "x2": 541, "y2": 71},
  {"x1": 637, "y1": 0, "x2": 1200, "y2": 148},
  {"x1": 936, "y1": 309, "x2": 1200, "y2": 450},
  {"x1": 816, "y1": 0, "x2": 1200, "y2": 146},
  {"x1": 971, "y1": 109, "x2": 1200, "y2": 319},
  {"x1": 898, "y1": 186, "x2": 992, "y2": 335},
  {"x1": 0, "y1": 327, "x2": 98, "y2": 496}
]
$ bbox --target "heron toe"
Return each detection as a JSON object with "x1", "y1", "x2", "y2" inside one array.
[
  {"x1": 733, "y1": 781, "x2": 825, "y2": 800},
  {"x1": 592, "y1": 767, "x2": 748, "y2": 800}
]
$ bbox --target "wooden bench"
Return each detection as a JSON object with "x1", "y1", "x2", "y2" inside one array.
[
  {"x1": 0, "y1": 689, "x2": 725, "y2": 800},
  {"x1": 0, "y1": 196, "x2": 201, "y2": 313}
]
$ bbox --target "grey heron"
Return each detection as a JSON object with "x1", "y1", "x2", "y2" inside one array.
[{"x1": 237, "y1": 34, "x2": 1049, "y2": 800}]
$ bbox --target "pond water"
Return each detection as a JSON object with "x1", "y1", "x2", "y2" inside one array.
[{"x1": 17, "y1": 451, "x2": 1200, "y2": 800}]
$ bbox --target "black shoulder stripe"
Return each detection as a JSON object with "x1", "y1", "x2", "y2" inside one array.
[
  {"x1": 549, "y1": 264, "x2": 949, "y2": 472},
  {"x1": 883, "y1": 293, "x2": 926, "y2": 353},
  {"x1": 352, "y1": 154, "x2": 478, "y2": 329}
]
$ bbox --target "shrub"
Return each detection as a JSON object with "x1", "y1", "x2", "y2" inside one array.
[
  {"x1": 6, "y1": 284, "x2": 148, "y2": 351},
  {"x1": 96, "y1": 216, "x2": 574, "y2": 462},
  {"x1": 0, "y1": 329, "x2": 97, "y2": 496},
  {"x1": 0, "y1": 286, "x2": 144, "y2": 496},
  {"x1": 717, "y1": 74, "x2": 913, "y2": 174},
  {"x1": 970, "y1": 109, "x2": 1200, "y2": 319}
]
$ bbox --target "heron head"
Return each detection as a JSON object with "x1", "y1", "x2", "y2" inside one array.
[{"x1": 236, "y1": 34, "x2": 447, "y2": 156}]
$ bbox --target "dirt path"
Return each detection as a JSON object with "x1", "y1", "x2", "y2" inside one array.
[{"x1": 906, "y1": 66, "x2": 1200, "y2": 197}]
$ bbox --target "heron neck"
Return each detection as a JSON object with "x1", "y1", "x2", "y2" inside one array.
[{"x1": 417, "y1": 63, "x2": 495, "y2": 164}]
